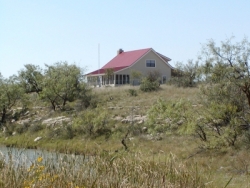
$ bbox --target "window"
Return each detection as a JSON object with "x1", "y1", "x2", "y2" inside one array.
[
  {"x1": 162, "y1": 75, "x2": 167, "y2": 84},
  {"x1": 146, "y1": 60, "x2": 156, "y2": 67}
]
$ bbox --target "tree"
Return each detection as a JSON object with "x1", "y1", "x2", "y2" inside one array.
[
  {"x1": 195, "y1": 37, "x2": 250, "y2": 147},
  {"x1": 130, "y1": 70, "x2": 142, "y2": 85},
  {"x1": 40, "y1": 62, "x2": 84, "y2": 110},
  {"x1": 170, "y1": 60, "x2": 200, "y2": 87},
  {"x1": 0, "y1": 74, "x2": 26, "y2": 123},
  {"x1": 140, "y1": 70, "x2": 161, "y2": 92},
  {"x1": 18, "y1": 64, "x2": 44, "y2": 94},
  {"x1": 201, "y1": 37, "x2": 250, "y2": 106},
  {"x1": 104, "y1": 68, "x2": 114, "y2": 85},
  {"x1": 72, "y1": 106, "x2": 110, "y2": 137}
]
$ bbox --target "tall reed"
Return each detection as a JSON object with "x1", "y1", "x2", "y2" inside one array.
[{"x1": 0, "y1": 150, "x2": 207, "y2": 188}]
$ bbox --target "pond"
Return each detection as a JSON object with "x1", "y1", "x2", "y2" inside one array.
[{"x1": 0, "y1": 146, "x2": 86, "y2": 168}]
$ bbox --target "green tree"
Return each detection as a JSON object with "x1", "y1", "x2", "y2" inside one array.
[
  {"x1": 72, "y1": 107, "x2": 110, "y2": 137},
  {"x1": 76, "y1": 82, "x2": 96, "y2": 109},
  {"x1": 195, "y1": 37, "x2": 250, "y2": 147},
  {"x1": 40, "y1": 62, "x2": 84, "y2": 110},
  {"x1": 104, "y1": 68, "x2": 114, "y2": 84},
  {"x1": 18, "y1": 64, "x2": 44, "y2": 94},
  {"x1": 140, "y1": 70, "x2": 161, "y2": 92},
  {"x1": 201, "y1": 37, "x2": 250, "y2": 106},
  {"x1": 0, "y1": 74, "x2": 26, "y2": 123},
  {"x1": 170, "y1": 60, "x2": 200, "y2": 87}
]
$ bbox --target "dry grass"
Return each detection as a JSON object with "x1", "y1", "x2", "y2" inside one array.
[
  {"x1": 92, "y1": 84, "x2": 200, "y2": 117},
  {"x1": 2, "y1": 84, "x2": 250, "y2": 187},
  {"x1": 0, "y1": 149, "x2": 207, "y2": 188}
]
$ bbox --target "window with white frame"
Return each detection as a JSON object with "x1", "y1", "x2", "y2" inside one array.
[{"x1": 146, "y1": 60, "x2": 156, "y2": 67}]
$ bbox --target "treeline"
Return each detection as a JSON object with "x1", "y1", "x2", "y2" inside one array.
[{"x1": 0, "y1": 62, "x2": 93, "y2": 124}]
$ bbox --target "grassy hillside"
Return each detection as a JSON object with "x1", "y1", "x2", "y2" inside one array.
[{"x1": 0, "y1": 85, "x2": 250, "y2": 187}]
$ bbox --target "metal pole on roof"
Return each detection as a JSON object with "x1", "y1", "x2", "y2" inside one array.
[{"x1": 98, "y1": 43, "x2": 101, "y2": 87}]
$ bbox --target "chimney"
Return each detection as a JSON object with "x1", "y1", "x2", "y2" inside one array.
[{"x1": 117, "y1": 48, "x2": 124, "y2": 55}]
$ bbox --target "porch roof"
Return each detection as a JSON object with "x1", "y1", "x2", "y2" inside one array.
[{"x1": 86, "y1": 66, "x2": 128, "y2": 76}]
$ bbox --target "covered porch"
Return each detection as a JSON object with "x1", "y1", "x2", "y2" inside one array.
[{"x1": 87, "y1": 74, "x2": 130, "y2": 87}]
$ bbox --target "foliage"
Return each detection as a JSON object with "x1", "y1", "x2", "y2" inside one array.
[
  {"x1": 169, "y1": 60, "x2": 200, "y2": 87},
  {"x1": 18, "y1": 64, "x2": 44, "y2": 94},
  {"x1": 0, "y1": 74, "x2": 27, "y2": 124},
  {"x1": 146, "y1": 99, "x2": 192, "y2": 133},
  {"x1": 146, "y1": 95, "x2": 244, "y2": 148},
  {"x1": 29, "y1": 124, "x2": 44, "y2": 133},
  {"x1": 23, "y1": 157, "x2": 60, "y2": 188},
  {"x1": 200, "y1": 37, "x2": 250, "y2": 106},
  {"x1": 72, "y1": 107, "x2": 111, "y2": 138},
  {"x1": 130, "y1": 70, "x2": 142, "y2": 85},
  {"x1": 140, "y1": 78, "x2": 160, "y2": 92},
  {"x1": 104, "y1": 68, "x2": 114, "y2": 84},
  {"x1": 194, "y1": 101, "x2": 242, "y2": 147},
  {"x1": 15, "y1": 123, "x2": 30, "y2": 134},
  {"x1": 40, "y1": 62, "x2": 85, "y2": 111},
  {"x1": 75, "y1": 83, "x2": 97, "y2": 109},
  {"x1": 127, "y1": 89, "x2": 137, "y2": 96},
  {"x1": 146, "y1": 70, "x2": 161, "y2": 82},
  {"x1": 140, "y1": 71, "x2": 161, "y2": 92},
  {"x1": 195, "y1": 37, "x2": 250, "y2": 147},
  {"x1": 47, "y1": 122, "x2": 74, "y2": 140}
]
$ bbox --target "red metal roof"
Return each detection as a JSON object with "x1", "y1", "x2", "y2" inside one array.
[{"x1": 102, "y1": 48, "x2": 151, "y2": 69}]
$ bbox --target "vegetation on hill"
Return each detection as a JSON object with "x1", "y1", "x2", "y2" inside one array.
[{"x1": 0, "y1": 37, "x2": 250, "y2": 187}]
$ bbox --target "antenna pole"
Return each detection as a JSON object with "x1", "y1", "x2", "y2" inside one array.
[{"x1": 98, "y1": 43, "x2": 101, "y2": 87}]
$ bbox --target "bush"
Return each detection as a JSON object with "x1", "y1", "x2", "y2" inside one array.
[
  {"x1": 127, "y1": 89, "x2": 137, "y2": 96},
  {"x1": 195, "y1": 82, "x2": 249, "y2": 148},
  {"x1": 15, "y1": 123, "x2": 29, "y2": 134},
  {"x1": 75, "y1": 92, "x2": 99, "y2": 111},
  {"x1": 47, "y1": 123, "x2": 74, "y2": 140},
  {"x1": 140, "y1": 78, "x2": 160, "y2": 92},
  {"x1": 168, "y1": 60, "x2": 200, "y2": 87},
  {"x1": 29, "y1": 124, "x2": 43, "y2": 133},
  {"x1": 3, "y1": 124, "x2": 15, "y2": 136},
  {"x1": 146, "y1": 99, "x2": 191, "y2": 134},
  {"x1": 62, "y1": 124, "x2": 74, "y2": 139},
  {"x1": 72, "y1": 107, "x2": 112, "y2": 138},
  {"x1": 140, "y1": 71, "x2": 161, "y2": 92}
]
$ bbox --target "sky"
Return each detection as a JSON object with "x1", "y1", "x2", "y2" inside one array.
[{"x1": 1, "y1": 0, "x2": 250, "y2": 78}]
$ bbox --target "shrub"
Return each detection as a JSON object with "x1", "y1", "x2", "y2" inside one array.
[
  {"x1": 15, "y1": 123, "x2": 29, "y2": 134},
  {"x1": 72, "y1": 107, "x2": 111, "y2": 138},
  {"x1": 29, "y1": 124, "x2": 43, "y2": 133},
  {"x1": 47, "y1": 123, "x2": 74, "y2": 140},
  {"x1": 140, "y1": 71, "x2": 161, "y2": 92},
  {"x1": 146, "y1": 97, "x2": 242, "y2": 148},
  {"x1": 127, "y1": 89, "x2": 137, "y2": 96},
  {"x1": 169, "y1": 60, "x2": 200, "y2": 87},
  {"x1": 146, "y1": 99, "x2": 192, "y2": 134},
  {"x1": 75, "y1": 92, "x2": 99, "y2": 111},
  {"x1": 140, "y1": 78, "x2": 160, "y2": 92}
]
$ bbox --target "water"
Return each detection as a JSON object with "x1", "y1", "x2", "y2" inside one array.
[{"x1": 0, "y1": 146, "x2": 86, "y2": 168}]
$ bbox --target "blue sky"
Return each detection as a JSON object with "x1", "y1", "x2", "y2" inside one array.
[{"x1": 1, "y1": 0, "x2": 249, "y2": 78}]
